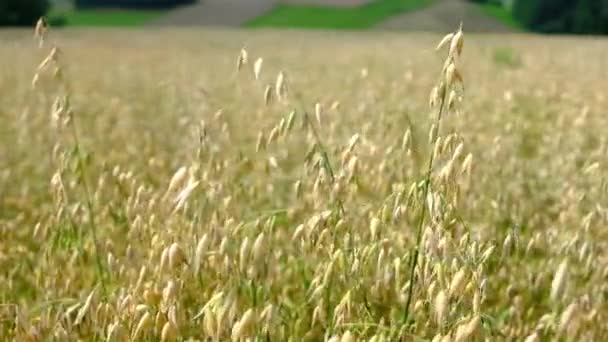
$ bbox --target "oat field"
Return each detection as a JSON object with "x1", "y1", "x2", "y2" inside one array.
[{"x1": 0, "y1": 27, "x2": 607, "y2": 341}]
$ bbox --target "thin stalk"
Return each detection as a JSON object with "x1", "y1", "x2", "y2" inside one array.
[
  {"x1": 302, "y1": 111, "x2": 346, "y2": 217},
  {"x1": 402, "y1": 89, "x2": 448, "y2": 325},
  {"x1": 68, "y1": 116, "x2": 108, "y2": 297},
  {"x1": 289, "y1": 91, "x2": 346, "y2": 217}
]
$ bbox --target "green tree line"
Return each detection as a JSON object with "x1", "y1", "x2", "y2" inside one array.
[
  {"x1": 0, "y1": 0, "x2": 49, "y2": 25},
  {"x1": 0, "y1": 0, "x2": 193, "y2": 26},
  {"x1": 473, "y1": 0, "x2": 608, "y2": 34}
]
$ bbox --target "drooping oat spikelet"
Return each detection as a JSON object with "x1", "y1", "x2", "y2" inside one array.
[
  {"x1": 239, "y1": 237, "x2": 251, "y2": 272},
  {"x1": 551, "y1": 259, "x2": 569, "y2": 302},
  {"x1": 74, "y1": 287, "x2": 97, "y2": 326},
  {"x1": 454, "y1": 315, "x2": 480, "y2": 342},
  {"x1": 447, "y1": 89, "x2": 459, "y2": 112},
  {"x1": 275, "y1": 71, "x2": 287, "y2": 101},
  {"x1": 439, "y1": 159, "x2": 455, "y2": 185},
  {"x1": 193, "y1": 234, "x2": 210, "y2": 274},
  {"x1": 340, "y1": 330, "x2": 355, "y2": 342},
  {"x1": 583, "y1": 162, "x2": 600, "y2": 174},
  {"x1": 473, "y1": 289, "x2": 481, "y2": 314},
  {"x1": 31, "y1": 73, "x2": 41, "y2": 89},
  {"x1": 369, "y1": 217, "x2": 381, "y2": 240},
  {"x1": 315, "y1": 102, "x2": 322, "y2": 126},
  {"x1": 38, "y1": 46, "x2": 60, "y2": 72},
  {"x1": 161, "y1": 321, "x2": 178, "y2": 341},
  {"x1": 429, "y1": 85, "x2": 440, "y2": 108},
  {"x1": 345, "y1": 133, "x2": 360, "y2": 156},
  {"x1": 312, "y1": 301, "x2": 327, "y2": 326},
  {"x1": 431, "y1": 334, "x2": 443, "y2": 342},
  {"x1": 159, "y1": 246, "x2": 170, "y2": 274},
  {"x1": 155, "y1": 310, "x2": 167, "y2": 334},
  {"x1": 132, "y1": 311, "x2": 153, "y2": 340},
  {"x1": 259, "y1": 304, "x2": 274, "y2": 328},
  {"x1": 401, "y1": 129, "x2": 411, "y2": 150},
  {"x1": 436, "y1": 33, "x2": 455, "y2": 51},
  {"x1": 231, "y1": 309, "x2": 255, "y2": 341},
  {"x1": 237, "y1": 48, "x2": 248, "y2": 71},
  {"x1": 33, "y1": 47, "x2": 62, "y2": 88},
  {"x1": 163, "y1": 280, "x2": 179, "y2": 304},
  {"x1": 253, "y1": 58, "x2": 263, "y2": 80},
  {"x1": 34, "y1": 17, "x2": 48, "y2": 48},
  {"x1": 173, "y1": 179, "x2": 200, "y2": 213},
  {"x1": 558, "y1": 302, "x2": 579, "y2": 336},
  {"x1": 168, "y1": 242, "x2": 186, "y2": 269},
  {"x1": 461, "y1": 153, "x2": 473, "y2": 175},
  {"x1": 434, "y1": 290, "x2": 448, "y2": 326},
  {"x1": 451, "y1": 142, "x2": 464, "y2": 161},
  {"x1": 524, "y1": 333, "x2": 539, "y2": 342},
  {"x1": 202, "y1": 308, "x2": 217, "y2": 337},
  {"x1": 449, "y1": 23, "x2": 464, "y2": 58},
  {"x1": 286, "y1": 110, "x2": 297, "y2": 132},
  {"x1": 256, "y1": 131, "x2": 266, "y2": 152},
  {"x1": 252, "y1": 232, "x2": 266, "y2": 266},
  {"x1": 292, "y1": 223, "x2": 305, "y2": 241},
  {"x1": 293, "y1": 180, "x2": 303, "y2": 199},
  {"x1": 165, "y1": 166, "x2": 188, "y2": 198},
  {"x1": 449, "y1": 269, "x2": 467, "y2": 298},
  {"x1": 429, "y1": 123, "x2": 438, "y2": 144},
  {"x1": 267, "y1": 126, "x2": 280, "y2": 144},
  {"x1": 264, "y1": 85, "x2": 273, "y2": 105},
  {"x1": 445, "y1": 62, "x2": 463, "y2": 89},
  {"x1": 106, "y1": 321, "x2": 125, "y2": 342}
]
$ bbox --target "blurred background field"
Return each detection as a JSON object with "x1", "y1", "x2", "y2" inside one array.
[{"x1": 1, "y1": 0, "x2": 606, "y2": 34}]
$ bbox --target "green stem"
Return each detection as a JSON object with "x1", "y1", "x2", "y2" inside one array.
[
  {"x1": 302, "y1": 111, "x2": 346, "y2": 217},
  {"x1": 68, "y1": 116, "x2": 108, "y2": 297},
  {"x1": 402, "y1": 89, "x2": 448, "y2": 326}
]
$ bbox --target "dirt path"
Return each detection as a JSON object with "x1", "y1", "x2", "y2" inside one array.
[{"x1": 379, "y1": 0, "x2": 513, "y2": 32}]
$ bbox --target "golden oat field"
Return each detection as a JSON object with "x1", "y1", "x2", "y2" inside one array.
[{"x1": 0, "y1": 27, "x2": 607, "y2": 340}]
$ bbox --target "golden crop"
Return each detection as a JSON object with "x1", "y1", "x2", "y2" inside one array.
[{"x1": 0, "y1": 26, "x2": 606, "y2": 340}]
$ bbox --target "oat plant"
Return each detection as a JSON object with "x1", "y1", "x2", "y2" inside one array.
[
  {"x1": 403, "y1": 24, "x2": 465, "y2": 325},
  {"x1": 33, "y1": 22, "x2": 108, "y2": 295}
]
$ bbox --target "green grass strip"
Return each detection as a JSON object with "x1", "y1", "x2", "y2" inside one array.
[
  {"x1": 49, "y1": 9, "x2": 164, "y2": 27},
  {"x1": 247, "y1": 0, "x2": 435, "y2": 29}
]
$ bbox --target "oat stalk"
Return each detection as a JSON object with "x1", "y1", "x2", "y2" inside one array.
[{"x1": 402, "y1": 86, "x2": 448, "y2": 326}]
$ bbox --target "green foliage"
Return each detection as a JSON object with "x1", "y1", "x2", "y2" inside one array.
[
  {"x1": 0, "y1": 0, "x2": 49, "y2": 26},
  {"x1": 512, "y1": 0, "x2": 608, "y2": 34},
  {"x1": 247, "y1": 0, "x2": 435, "y2": 29}
]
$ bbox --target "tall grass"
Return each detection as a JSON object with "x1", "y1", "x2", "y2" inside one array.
[{"x1": 0, "y1": 24, "x2": 606, "y2": 340}]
